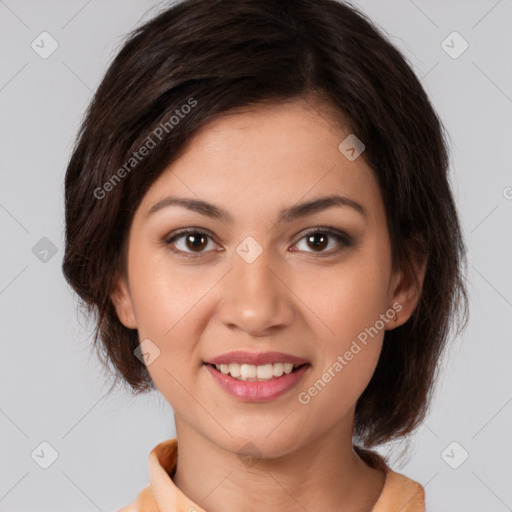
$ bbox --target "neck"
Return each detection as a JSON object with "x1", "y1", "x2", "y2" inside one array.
[{"x1": 172, "y1": 416, "x2": 386, "y2": 512}]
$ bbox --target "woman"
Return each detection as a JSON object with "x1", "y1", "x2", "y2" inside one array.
[{"x1": 62, "y1": 1, "x2": 469, "y2": 510}]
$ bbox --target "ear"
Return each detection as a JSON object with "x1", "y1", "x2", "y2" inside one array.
[
  {"x1": 110, "y1": 273, "x2": 137, "y2": 329},
  {"x1": 386, "y1": 255, "x2": 427, "y2": 330}
]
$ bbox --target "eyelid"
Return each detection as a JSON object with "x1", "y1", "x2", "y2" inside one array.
[
  {"x1": 292, "y1": 226, "x2": 351, "y2": 247},
  {"x1": 164, "y1": 227, "x2": 222, "y2": 258},
  {"x1": 164, "y1": 226, "x2": 217, "y2": 243}
]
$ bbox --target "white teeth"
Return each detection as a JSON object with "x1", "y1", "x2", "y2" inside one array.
[
  {"x1": 273, "y1": 362, "x2": 284, "y2": 377},
  {"x1": 240, "y1": 363, "x2": 257, "y2": 380},
  {"x1": 256, "y1": 364, "x2": 273, "y2": 379},
  {"x1": 213, "y1": 362, "x2": 302, "y2": 381},
  {"x1": 229, "y1": 363, "x2": 241, "y2": 377}
]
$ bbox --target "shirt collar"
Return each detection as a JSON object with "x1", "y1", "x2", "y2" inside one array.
[{"x1": 147, "y1": 438, "x2": 425, "y2": 512}]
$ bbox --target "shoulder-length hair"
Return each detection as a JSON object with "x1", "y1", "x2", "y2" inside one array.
[{"x1": 62, "y1": 0, "x2": 469, "y2": 456}]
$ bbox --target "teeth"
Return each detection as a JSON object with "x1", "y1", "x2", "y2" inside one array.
[{"x1": 213, "y1": 362, "x2": 301, "y2": 381}]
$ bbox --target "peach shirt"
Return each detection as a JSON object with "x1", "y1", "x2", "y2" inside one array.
[{"x1": 118, "y1": 438, "x2": 425, "y2": 512}]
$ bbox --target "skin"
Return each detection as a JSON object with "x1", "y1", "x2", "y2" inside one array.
[{"x1": 111, "y1": 96, "x2": 425, "y2": 512}]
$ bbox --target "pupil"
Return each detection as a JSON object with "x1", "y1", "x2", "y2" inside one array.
[
  {"x1": 308, "y1": 233, "x2": 327, "y2": 251},
  {"x1": 187, "y1": 234, "x2": 207, "y2": 251}
]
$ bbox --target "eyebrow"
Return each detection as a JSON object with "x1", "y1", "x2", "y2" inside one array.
[{"x1": 145, "y1": 194, "x2": 367, "y2": 223}]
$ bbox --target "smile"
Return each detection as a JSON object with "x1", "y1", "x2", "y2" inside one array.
[
  {"x1": 207, "y1": 362, "x2": 306, "y2": 381},
  {"x1": 204, "y1": 362, "x2": 311, "y2": 402}
]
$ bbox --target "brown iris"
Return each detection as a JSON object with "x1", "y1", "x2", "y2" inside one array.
[
  {"x1": 306, "y1": 233, "x2": 328, "y2": 251},
  {"x1": 185, "y1": 233, "x2": 208, "y2": 252}
]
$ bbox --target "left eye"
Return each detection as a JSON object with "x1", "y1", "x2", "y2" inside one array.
[
  {"x1": 164, "y1": 227, "x2": 350, "y2": 258},
  {"x1": 292, "y1": 228, "x2": 350, "y2": 254}
]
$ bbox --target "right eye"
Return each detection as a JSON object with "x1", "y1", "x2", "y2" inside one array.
[{"x1": 164, "y1": 228, "x2": 220, "y2": 258}]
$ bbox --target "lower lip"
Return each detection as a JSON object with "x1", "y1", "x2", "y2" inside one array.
[{"x1": 204, "y1": 363, "x2": 310, "y2": 402}]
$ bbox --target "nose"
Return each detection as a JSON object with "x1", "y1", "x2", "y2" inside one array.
[{"x1": 215, "y1": 246, "x2": 295, "y2": 336}]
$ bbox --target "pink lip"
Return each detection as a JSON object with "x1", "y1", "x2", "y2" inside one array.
[
  {"x1": 205, "y1": 363, "x2": 310, "y2": 402},
  {"x1": 204, "y1": 350, "x2": 309, "y2": 366}
]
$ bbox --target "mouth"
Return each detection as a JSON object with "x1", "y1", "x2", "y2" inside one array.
[{"x1": 203, "y1": 362, "x2": 310, "y2": 382}]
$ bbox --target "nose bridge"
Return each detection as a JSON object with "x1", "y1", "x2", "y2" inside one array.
[{"x1": 216, "y1": 236, "x2": 294, "y2": 334}]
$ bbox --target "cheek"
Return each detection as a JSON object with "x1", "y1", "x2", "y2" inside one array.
[
  {"x1": 127, "y1": 247, "x2": 217, "y2": 387},
  {"x1": 295, "y1": 273, "x2": 387, "y2": 425},
  {"x1": 292, "y1": 252, "x2": 389, "y2": 400},
  {"x1": 128, "y1": 245, "x2": 204, "y2": 337},
  {"x1": 294, "y1": 252, "x2": 390, "y2": 342}
]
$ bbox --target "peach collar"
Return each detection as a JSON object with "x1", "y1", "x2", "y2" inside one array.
[{"x1": 147, "y1": 438, "x2": 425, "y2": 512}]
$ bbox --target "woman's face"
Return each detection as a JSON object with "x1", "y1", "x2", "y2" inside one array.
[{"x1": 112, "y1": 97, "x2": 418, "y2": 457}]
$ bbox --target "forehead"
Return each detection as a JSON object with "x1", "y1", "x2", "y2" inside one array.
[{"x1": 137, "y1": 98, "x2": 384, "y2": 227}]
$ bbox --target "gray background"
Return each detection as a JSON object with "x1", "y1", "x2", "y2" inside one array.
[{"x1": 0, "y1": 1, "x2": 511, "y2": 511}]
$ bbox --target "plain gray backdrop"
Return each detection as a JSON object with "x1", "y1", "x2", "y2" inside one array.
[{"x1": 1, "y1": 1, "x2": 511, "y2": 511}]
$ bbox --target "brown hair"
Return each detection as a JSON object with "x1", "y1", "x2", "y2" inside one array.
[{"x1": 62, "y1": 0, "x2": 469, "y2": 454}]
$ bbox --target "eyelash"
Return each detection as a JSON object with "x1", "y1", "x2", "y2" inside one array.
[{"x1": 163, "y1": 227, "x2": 351, "y2": 259}]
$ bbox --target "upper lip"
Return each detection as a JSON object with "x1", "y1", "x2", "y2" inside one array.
[{"x1": 204, "y1": 350, "x2": 310, "y2": 366}]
